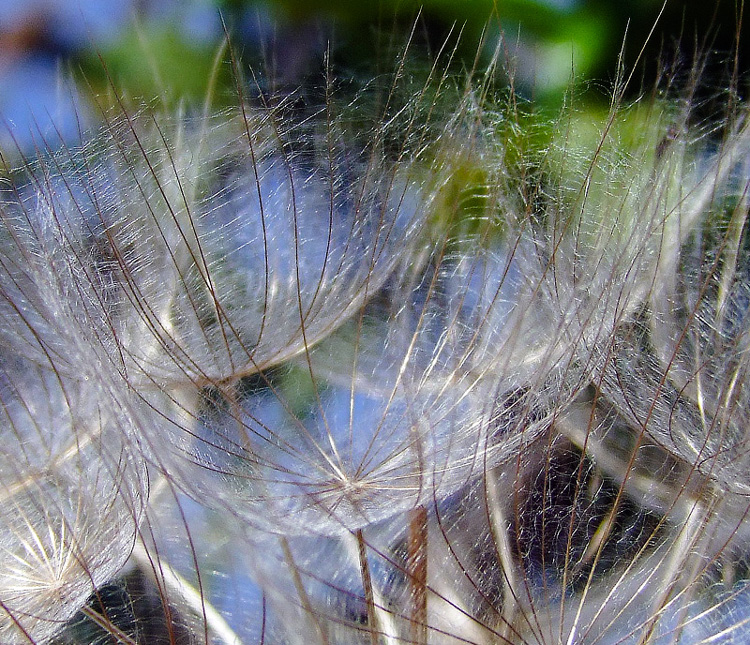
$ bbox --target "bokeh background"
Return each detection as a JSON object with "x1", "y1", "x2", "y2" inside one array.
[{"x1": 0, "y1": 0, "x2": 746, "y2": 155}]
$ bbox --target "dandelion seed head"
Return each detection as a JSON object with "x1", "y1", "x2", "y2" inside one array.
[
  {"x1": 0, "y1": 342, "x2": 147, "y2": 643},
  {"x1": 3, "y1": 16, "x2": 750, "y2": 644}
]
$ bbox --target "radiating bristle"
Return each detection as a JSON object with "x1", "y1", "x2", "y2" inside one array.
[{"x1": 2, "y1": 16, "x2": 750, "y2": 645}]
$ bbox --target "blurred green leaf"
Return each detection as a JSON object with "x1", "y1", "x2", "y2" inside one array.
[{"x1": 79, "y1": 23, "x2": 227, "y2": 109}]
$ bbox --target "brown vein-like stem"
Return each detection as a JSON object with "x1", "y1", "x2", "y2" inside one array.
[
  {"x1": 356, "y1": 528, "x2": 381, "y2": 645},
  {"x1": 408, "y1": 505, "x2": 428, "y2": 645}
]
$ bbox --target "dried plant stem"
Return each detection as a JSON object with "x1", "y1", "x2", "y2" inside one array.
[
  {"x1": 636, "y1": 499, "x2": 708, "y2": 645},
  {"x1": 344, "y1": 530, "x2": 398, "y2": 644},
  {"x1": 485, "y1": 469, "x2": 520, "y2": 643},
  {"x1": 80, "y1": 606, "x2": 139, "y2": 645},
  {"x1": 715, "y1": 191, "x2": 748, "y2": 324},
  {"x1": 280, "y1": 536, "x2": 330, "y2": 645},
  {"x1": 355, "y1": 528, "x2": 381, "y2": 645},
  {"x1": 407, "y1": 506, "x2": 428, "y2": 645}
]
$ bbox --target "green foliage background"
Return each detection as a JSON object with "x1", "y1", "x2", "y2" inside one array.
[{"x1": 76, "y1": 0, "x2": 748, "y2": 111}]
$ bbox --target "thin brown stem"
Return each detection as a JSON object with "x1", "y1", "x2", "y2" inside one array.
[
  {"x1": 356, "y1": 528, "x2": 381, "y2": 645},
  {"x1": 280, "y1": 537, "x2": 330, "y2": 645},
  {"x1": 408, "y1": 505, "x2": 429, "y2": 645}
]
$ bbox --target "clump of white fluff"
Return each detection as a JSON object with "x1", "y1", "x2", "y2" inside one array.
[{"x1": 4, "y1": 32, "x2": 750, "y2": 645}]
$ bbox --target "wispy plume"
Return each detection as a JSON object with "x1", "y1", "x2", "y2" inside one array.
[{"x1": 2, "y1": 14, "x2": 750, "y2": 645}]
